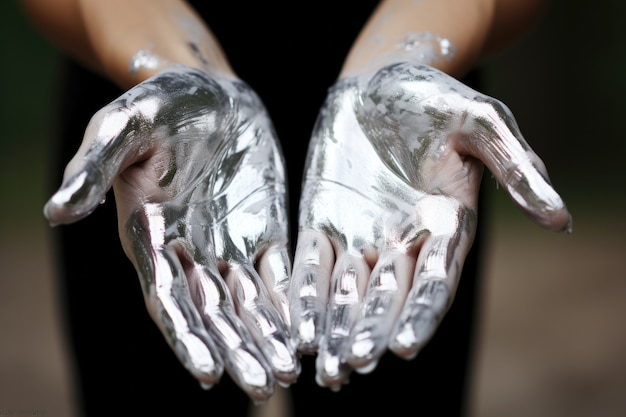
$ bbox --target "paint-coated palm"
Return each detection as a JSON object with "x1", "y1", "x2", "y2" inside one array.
[
  {"x1": 289, "y1": 63, "x2": 571, "y2": 390},
  {"x1": 44, "y1": 66, "x2": 299, "y2": 402}
]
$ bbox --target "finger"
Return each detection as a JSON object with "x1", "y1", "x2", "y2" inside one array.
[
  {"x1": 345, "y1": 250, "x2": 413, "y2": 373},
  {"x1": 388, "y1": 195, "x2": 474, "y2": 358},
  {"x1": 225, "y1": 263, "x2": 300, "y2": 387},
  {"x1": 389, "y1": 276, "x2": 451, "y2": 360},
  {"x1": 316, "y1": 252, "x2": 371, "y2": 390},
  {"x1": 389, "y1": 241, "x2": 455, "y2": 359},
  {"x1": 255, "y1": 245, "x2": 292, "y2": 327},
  {"x1": 289, "y1": 230, "x2": 335, "y2": 353},
  {"x1": 192, "y1": 265, "x2": 278, "y2": 403},
  {"x1": 127, "y1": 206, "x2": 226, "y2": 386},
  {"x1": 388, "y1": 228, "x2": 473, "y2": 359},
  {"x1": 129, "y1": 205, "x2": 274, "y2": 401},
  {"x1": 461, "y1": 97, "x2": 572, "y2": 232},
  {"x1": 44, "y1": 100, "x2": 149, "y2": 226},
  {"x1": 140, "y1": 244, "x2": 225, "y2": 387}
]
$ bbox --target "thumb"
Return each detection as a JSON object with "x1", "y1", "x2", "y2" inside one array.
[
  {"x1": 461, "y1": 97, "x2": 572, "y2": 233},
  {"x1": 44, "y1": 101, "x2": 146, "y2": 226}
]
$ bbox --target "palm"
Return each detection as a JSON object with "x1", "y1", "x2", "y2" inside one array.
[{"x1": 290, "y1": 63, "x2": 570, "y2": 389}]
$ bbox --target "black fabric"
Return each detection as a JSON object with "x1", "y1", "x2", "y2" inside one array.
[{"x1": 51, "y1": 2, "x2": 486, "y2": 416}]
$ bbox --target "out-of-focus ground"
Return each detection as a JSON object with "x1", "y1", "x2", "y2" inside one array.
[
  {"x1": 469, "y1": 195, "x2": 626, "y2": 417},
  {"x1": 2, "y1": 1, "x2": 625, "y2": 416}
]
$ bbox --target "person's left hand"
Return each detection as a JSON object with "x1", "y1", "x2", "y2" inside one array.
[{"x1": 289, "y1": 62, "x2": 571, "y2": 390}]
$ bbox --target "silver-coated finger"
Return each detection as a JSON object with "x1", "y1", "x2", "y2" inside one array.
[
  {"x1": 345, "y1": 251, "x2": 413, "y2": 372},
  {"x1": 315, "y1": 253, "x2": 370, "y2": 389},
  {"x1": 289, "y1": 231, "x2": 334, "y2": 354},
  {"x1": 225, "y1": 263, "x2": 300, "y2": 386}
]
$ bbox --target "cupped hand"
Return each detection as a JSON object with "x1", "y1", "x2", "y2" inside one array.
[
  {"x1": 289, "y1": 62, "x2": 571, "y2": 390},
  {"x1": 44, "y1": 66, "x2": 300, "y2": 402}
]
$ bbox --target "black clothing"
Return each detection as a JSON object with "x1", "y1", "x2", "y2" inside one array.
[{"x1": 52, "y1": 2, "x2": 486, "y2": 416}]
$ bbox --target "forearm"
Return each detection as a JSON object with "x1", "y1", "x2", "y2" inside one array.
[
  {"x1": 19, "y1": 0, "x2": 233, "y2": 89},
  {"x1": 341, "y1": 0, "x2": 548, "y2": 79}
]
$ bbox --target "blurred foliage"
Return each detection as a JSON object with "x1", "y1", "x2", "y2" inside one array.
[{"x1": 0, "y1": 1, "x2": 60, "y2": 226}]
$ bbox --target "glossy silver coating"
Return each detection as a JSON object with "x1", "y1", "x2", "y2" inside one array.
[
  {"x1": 396, "y1": 32, "x2": 456, "y2": 62},
  {"x1": 129, "y1": 46, "x2": 168, "y2": 77},
  {"x1": 290, "y1": 62, "x2": 571, "y2": 390},
  {"x1": 43, "y1": 66, "x2": 300, "y2": 402}
]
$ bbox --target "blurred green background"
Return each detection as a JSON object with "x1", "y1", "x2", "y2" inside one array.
[
  {"x1": 0, "y1": 1, "x2": 58, "y2": 227},
  {"x1": 1, "y1": 1, "x2": 625, "y2": 417}
]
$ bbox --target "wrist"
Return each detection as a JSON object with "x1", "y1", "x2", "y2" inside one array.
[
  {"x1": 339, "y1": 0, "x2": 495, "y2": 79},
  {"x1": 340, "y1": 35, "x2": 457, "y2": 80},
  {"x1": 79, "y1": 0, "x2": 236, "y2": 89}
]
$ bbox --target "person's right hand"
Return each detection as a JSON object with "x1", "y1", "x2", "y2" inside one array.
[{"x1": 43, "y1": 65, "x2": 300, "y2": 403}]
